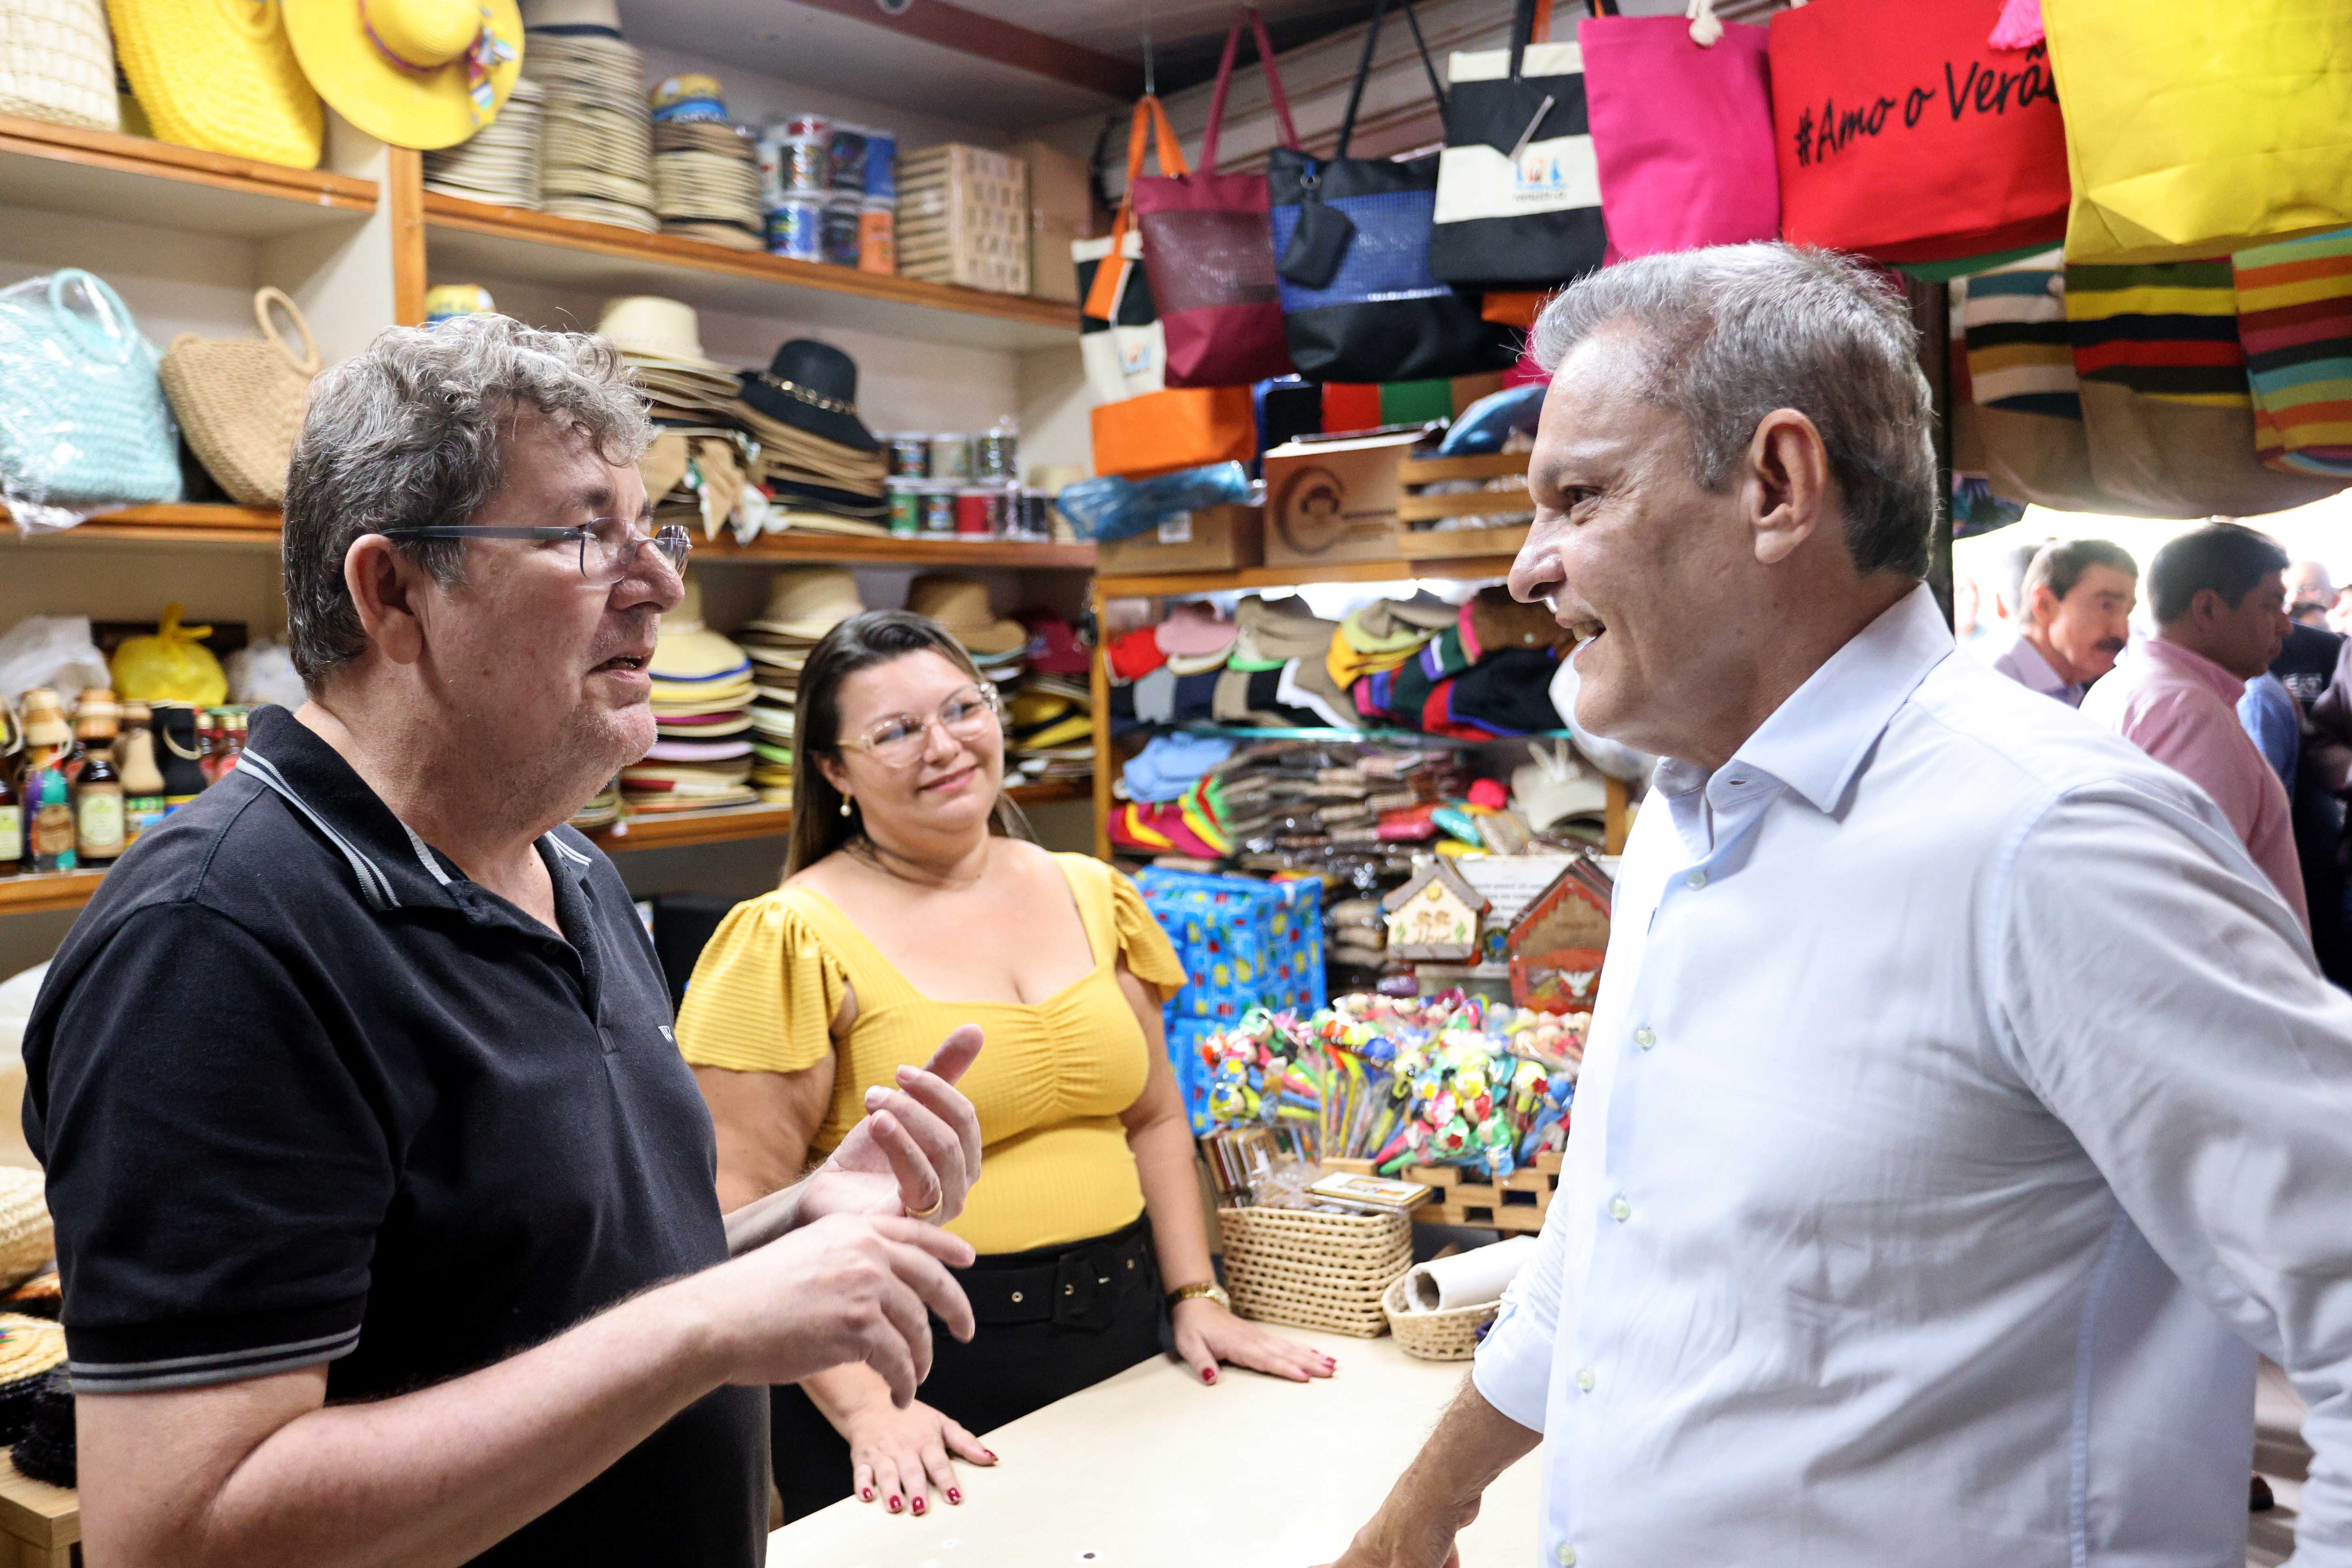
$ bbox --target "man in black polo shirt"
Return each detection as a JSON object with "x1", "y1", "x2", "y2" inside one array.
[{"x1": 22, "y1": 316, "x2": 985, "y2": 1567}]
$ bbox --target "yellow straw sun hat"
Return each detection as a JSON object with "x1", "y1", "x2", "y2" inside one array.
[{"x1": 283, "y1": 0, "x2": 525, "y2": 151}]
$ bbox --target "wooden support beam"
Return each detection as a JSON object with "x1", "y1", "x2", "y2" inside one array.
[{"x1": 784, "y1": 0, "x2": 1143, "y2": 100}]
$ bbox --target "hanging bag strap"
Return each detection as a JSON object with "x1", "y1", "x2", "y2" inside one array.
[
  {"x1": 1201, "y1": 5, "x2": 1301, "y2": 169},
  {"x1": 1083, "y1": 94, "x2": 1189, "y2": 321},
  {"x1": 1336, "y1": 0, "x2": 1446, "y2": 160},
  {"x1": 254, "y1": 286, "x2": 322, "y2": 376},
  {"x1": 1510, "y1": 0, "x2": 1540, "y2": 81},
  {"x1": 47, "y1": 269, "x2": 140, "y2": 368}
]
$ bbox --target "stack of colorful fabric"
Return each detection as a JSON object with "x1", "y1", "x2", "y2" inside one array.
[
  {"x1": 1344, "y1": 587, "x2": 1572, "y2": 740},
  {"x1": 1005, "y1": 609, "x2": 1094, "y2": 786},
  {"x1": 601, "y1": 296, "x2": 752, "y2": 539},
  {"x1": 733, "y1": 568, "x2": 865, "y2": 805},
  {"x1": 623, "y1": 579, "x2": 756, "y2": 814}
]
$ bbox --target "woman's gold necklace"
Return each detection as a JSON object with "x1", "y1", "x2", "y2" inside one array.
[{"x1": 851, "y1": 833, "x2": 987, "y2": 893}]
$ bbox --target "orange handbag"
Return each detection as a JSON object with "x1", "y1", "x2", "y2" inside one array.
[{"x1": 1090, "y1": 386, "x2": 1256, "y2": 481}]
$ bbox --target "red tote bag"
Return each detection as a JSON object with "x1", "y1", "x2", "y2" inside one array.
[
  {"x1": 1768, "y1": 0, "x2": 2070, "y2": 263},
  {"x1": 1132, "y1": 6, "x2": 1300, "y2": 389},
  {"x1": 1580, "y1": 13, "x2": 1779, "y2": 260}
]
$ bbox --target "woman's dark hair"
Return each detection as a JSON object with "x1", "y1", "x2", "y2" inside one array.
[{"x1": 784, "y1": 609, "x2": 1032, "y2": 877}]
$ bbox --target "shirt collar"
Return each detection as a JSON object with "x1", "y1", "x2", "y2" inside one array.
[
  {"x1": 1657, "y1": 582, "x2": 1954, "y2": 816},
  {"x1": 2137, "y1": 634, "x2": 2250, "y2": 705},
  {"x1": 238, "y1": 705, "x2": 597, "y2": 916},
  {"x1": 2002, "y1": 635, "x2": 2079, "y2": 700}
]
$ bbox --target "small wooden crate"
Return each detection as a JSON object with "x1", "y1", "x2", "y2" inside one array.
[
  {"x1": 0, "y1": 1454, "x2": 75, "y2": 1568},
  {"x1": 1216, "y1": 1204, "x2": 1412, "y2": 1338},
  {"x1": 897, "y1": 143, "x2": 1030, "y2": 295},
  {"x1": 1327, "y1": 1151, "x2": 1564, "y2": 1234},
  {"x1": 1395, "y1": 451, "x2": 1532, "y2": 561}
]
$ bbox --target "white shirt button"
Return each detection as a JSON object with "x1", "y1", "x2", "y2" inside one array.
[
  {"x1": 1575, "y1": 1367, "x2": 1596, "y2": 1392},
  {"x1": 1687, "y1": 869, "x2": 1708, "y2": 890},
  {"x1": 1634, "y1": 1026, "x2": 1656, "y2": 1050},
  {"x1": 1609, "y1": 1196, "x2": 1632, "y2": 1222},
  {"x1": 1557, "y1": 1547, "x2": 1578, "y2": 1567}
]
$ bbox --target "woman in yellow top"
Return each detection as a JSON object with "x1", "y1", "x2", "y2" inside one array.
[{"x1": 677, "y1": 609, "x2": 1329, "y2": 1524}]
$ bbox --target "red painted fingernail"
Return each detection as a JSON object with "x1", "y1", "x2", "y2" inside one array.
[
  {"x1": 912, "y1": 1496, "x2": 927, "y2": 1517},
  {"x1": 888, "y1": 1497, "x2": 902, "y2": 1514},
  {"x1": 861, "y1": 1488, "x2": 874, "y2": 1502},
  {"x1": 1202, "y1": 1368, "x2": 1217, "y2": 1384},
  {"x1": 948, "y1": 1488, "x2": 962, "y2": 1504},
  {"x1": 982, "y1": 1449, "x2": 998, "y2": 1462}
]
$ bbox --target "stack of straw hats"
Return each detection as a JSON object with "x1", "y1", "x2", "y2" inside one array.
[
  {"x1": 1004, "y1": 609, "x2": 1095, "y2": 785},
  {"x1": 649, "y1": 74, "x2": 763, "y2": 251},
  {"x1": 908, "y1": 573, "x2": 1026, "y2": 689},
  {"x1": 423, "y1": 75, "x2": 545, "y2": 207},
  {"x1": 622, "y1": 578, "x2": 757, "y2": 814},
  {"x1": 734, "y1": 569, "x2": 866, "y2": 805},
  {"x1": 523, "y1": 0, "x2": 654, "y2": 230},
  {"x1": 734, "y1": 339, "x2": 888, "y2": 533},
  {"x1": 599, "y1": 296, "x2": 752, "y2": 538}
]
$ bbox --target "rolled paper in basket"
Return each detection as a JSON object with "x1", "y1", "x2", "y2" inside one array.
[{"x1": 1405, "y1": 1236, "x2": 1538, "y2": 1314}]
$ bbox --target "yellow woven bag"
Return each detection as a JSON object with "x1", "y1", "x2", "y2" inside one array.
[
  {"x1": 107, "y1": 0, "x2": 324, "y2": 169},
  {"x1": 159, "y1": 287, "x2": 322, "y2": 507}
]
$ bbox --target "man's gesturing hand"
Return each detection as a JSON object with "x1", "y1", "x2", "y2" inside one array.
[
  {"x1": 800, "y1": 1024, "x2": 985, "y2": 1228},
  {"x1": 702, "y1": 1213, "x2": 978, "y2": 1408}
]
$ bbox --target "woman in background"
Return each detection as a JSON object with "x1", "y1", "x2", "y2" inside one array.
[{"x1": 677, "y1": 610, "x2": 1331, "y2": 1523}]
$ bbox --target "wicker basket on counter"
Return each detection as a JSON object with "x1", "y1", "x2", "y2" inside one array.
[
  {"x1": 1216, "y1": 1204, "x2": 1412, "y2": 1339},
  {"x1": 1382, "y1": 1274, "x2": 1498, "y2": 1361}
]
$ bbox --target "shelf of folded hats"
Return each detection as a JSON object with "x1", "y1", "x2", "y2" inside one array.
[
  {"x1": 0, "y1": 111, "x2": 377, "y2": 237},
  {"x1": 580, "y1": 777, "x2": 1093, "y2": 853},
  {"x1": 422, "y1": 194, "x2": 1078, "y2": 354}
]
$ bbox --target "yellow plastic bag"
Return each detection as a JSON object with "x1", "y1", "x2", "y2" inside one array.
[
  {"x1": 109, "y1": 604, "x2": 228, "y2": 707},
  {"x1": 2045, "y1": 0, "x2": 2352, "y2": 264}
]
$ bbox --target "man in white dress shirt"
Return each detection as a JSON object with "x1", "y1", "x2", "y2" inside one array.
[{"x1": 1323, "y1": 244, "x2": 2352, "y2": 1568}]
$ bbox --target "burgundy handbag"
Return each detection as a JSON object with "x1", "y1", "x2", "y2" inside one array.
[{"x1": 1133, "y1": 6, "x2": 1300, "y2": 389}]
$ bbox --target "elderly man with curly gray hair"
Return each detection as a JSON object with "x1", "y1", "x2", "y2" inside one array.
[
  {"x1": 1324, "y1": 243, "x2": 2352, "y2": 1568},
  {"x1": 21, "y1": 315, "x2": 987, "y2": 1568}
]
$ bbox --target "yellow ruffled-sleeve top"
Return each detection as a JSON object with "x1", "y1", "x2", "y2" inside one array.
[{"x1": 675, "y1": 852, "x2": 1187, "y2": 1256}]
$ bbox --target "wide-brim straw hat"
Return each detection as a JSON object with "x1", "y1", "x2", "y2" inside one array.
[
  {"x1": 284, "y1": 0, "x2": 526, "y2": 151},
  {"x1": 597, "y1": 295, "x2": 731, "y2": 375},
  {"x1": 744, "y1": 567, "x2": 863, "y2": 641},
  {"x1": 906, "y1": 574, "x2": 1025, "y2": 657},
  {"x1": 650, "y1": 578, "x2": 753, "y2": 682},
  {"x1": 521, "y1": 0, "x2": 621, "y2": 28}
]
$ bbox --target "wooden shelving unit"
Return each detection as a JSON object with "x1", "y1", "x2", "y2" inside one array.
[
  {"x1": 0, "y1": 111, "x2": 375, "y2": 235},
  {"x1": 1095, "y1": 550, "x2": 1522, "y2": 600},
  {"x1": 0, "y1": 870, "x2": 106, "y2": 918},
  {"x1": 2, "y1": 503, "x2": 284, "y2": 548},
  {"x1": 423, "y1": 193, "x2": 1079, "y2": 352}
]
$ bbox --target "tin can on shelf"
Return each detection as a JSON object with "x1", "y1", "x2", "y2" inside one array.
[
  {"x1": 954, "y1": 487, "x2": 998, "y2": 537},
  {"x1": 857, "y1": 197, "x2": 896, "y2": 276},
  {"x1": 863, "y1": 132, "x2": 897, "y2": 198},
  {"x1": 975, "y1": 425, "x2": 1017, "y2": 483},
  {"x1": 827, "y1": 126, "x2": 869, "y2": 191},
  {"x1": 784, "y1": 114, "x2": 830, "y2": 141},
  {"x1": 766, "y1": 199, "x2": 823, "y2": 262},
  {"x1": 886, "y1": 479, "x2": 923, "y2": 537},
  {"x1": 929, "y1": 432, "x2": 974, "y2": 483},
  {"x1": 781, "y1": 136, "x2": 828, "y2": 195},
  {"x1": 919, "y1": 485, "x2": 958, "y2": 536},
  {"x1": 886, "y1": 432, "x2": 930, "y2": 479},
  {"x1": 821, "y1": 194, "x2": 862, "y2": 267},
  {"x1": 1012, "y1": 489, "x2": 1052, "y2": 540}
]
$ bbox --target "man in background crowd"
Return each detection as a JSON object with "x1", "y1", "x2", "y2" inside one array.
[
  {"x1": 1988, "y1": 538, "x2": 2137, "y2": 707},
  {"x1": 2082, "y1": 523, "x2": 2307, "y2": 934},
  {"x1": 2288, "y1": 560, "x2": 2336, "y2": 628},
  {"x1": 1964, "y1": 535, "x2": 2051, "y2": 660}
]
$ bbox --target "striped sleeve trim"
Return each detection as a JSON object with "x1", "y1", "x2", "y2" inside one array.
[{"x1": 69, "y1": 1325, "x2": 361, "y2": 1393}]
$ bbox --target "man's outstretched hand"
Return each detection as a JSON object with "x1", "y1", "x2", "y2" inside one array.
[{"x1": 798, "y1": 1024, "x2": 985, "y2": 1229}]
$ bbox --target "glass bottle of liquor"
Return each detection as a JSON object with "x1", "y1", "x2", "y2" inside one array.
[
  {"x1": 0, "y1": 726, "x2": 22, "y2": 878},
  {"x1": 117, "y1": 701, "x2": 166, "y2": 844},
  {"x1": 73, "y1": 710, "x2": 124, "y2": 865}
]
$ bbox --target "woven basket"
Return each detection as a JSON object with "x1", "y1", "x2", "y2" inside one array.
[
  {"x1": 1382, "y1": 1274, "x2": 1498, "y2": 1361},
  {"x1": 0, "y1": 1172, "x2": 50, "y2": 1295},
  {"x1": 0, "y1": 0, "x2": 119, "y2": 132},
  {"x1": 109, "y1": 0, "x2": 322, "y2": 168},
  {"x1": 160, "y1": 287, "x2": 320, "y2": 506},
  {"x1": 1217, "y1": 1205, "x2": 1411, "y2": 1339}
]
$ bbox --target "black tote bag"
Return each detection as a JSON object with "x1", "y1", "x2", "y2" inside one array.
[
  {"x1": 1427, "y1": 0, "x2": 1608, "y2": 289},
  {"x1": 1265, "y1": 0, "x2": 1516, "y2": 384}
]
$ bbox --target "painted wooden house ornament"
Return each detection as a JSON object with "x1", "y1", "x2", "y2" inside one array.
[
  {"x1": 1381, "y1": 855, "x2": 1489, "y2": 962},
  {"x1": 1507, "y1": 856, "x2": 1614, "y2": 1015}
]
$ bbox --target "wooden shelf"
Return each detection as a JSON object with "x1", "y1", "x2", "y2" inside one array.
[
  {"x1": 0, "y1": 870, "x2": 106, "y2": 916},
  {"x1": 1095, "y1": 553, "x2": 1523, "y2": 599},
  {"x1": 0, "y1": 111, "x2": 374, "y2": 236},
  {"x1": 3, "y1": 503, "x2": 283, "y2": 548},
  {"x1": 423, "y1": 194, "x2": 1080, "y2": 352},
  {"x1": 695, "y1": 531, "x2": 1094, "y2": 570},
  {"x1": 590, "y1": 778, "x2": 1091, "y2": 854}
]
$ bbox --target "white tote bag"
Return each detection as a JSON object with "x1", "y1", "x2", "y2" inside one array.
[
  {"x1": 1074, "y1": 230, "x2": 1166, "y2": 405},
  {"x1": 0, "y1": 0, "x2": 120, "y2": 132}
]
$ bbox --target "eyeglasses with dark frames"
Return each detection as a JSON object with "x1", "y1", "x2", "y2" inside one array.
[{"x1": 376, "y1": 517, "x2": 692, "y2": 584}]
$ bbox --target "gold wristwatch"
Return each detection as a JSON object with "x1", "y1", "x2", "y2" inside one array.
[{"x1": 1167, "y1": 1280, "x2": 1231, "y2": 1310}]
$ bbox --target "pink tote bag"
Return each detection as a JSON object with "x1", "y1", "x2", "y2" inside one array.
[{"x1": 1578, "y1": 15, "x2": 1779, "y2": 261}]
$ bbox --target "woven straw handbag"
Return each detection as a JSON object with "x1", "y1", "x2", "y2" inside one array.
[
  {"x1": 160, "y1": 287, "x2": 321, "y2": 507},
  {"x1": 0, "y1": 0, "x2": 120, "y2": 132},
  {"x1": 0, "y1": 1170, "x2": 53, "y2": 1294},
  {"x1": 108, "y1": 0, "x2": 322, "y2": 168}
]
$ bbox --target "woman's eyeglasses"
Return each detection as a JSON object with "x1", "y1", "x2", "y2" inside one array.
[
  {"x1": 377, "y1": 517, "x2": 692, "y2": 584},
  {"x1": 836, "y1": 684, "x2": 1001, "y2": 769}
]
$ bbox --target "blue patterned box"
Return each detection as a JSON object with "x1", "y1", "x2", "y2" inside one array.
[{"x1": 1134, "y1": 868, "x2": 1325, "y2": 1032}]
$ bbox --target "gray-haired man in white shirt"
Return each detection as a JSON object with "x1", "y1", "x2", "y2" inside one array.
[{"x1": 1323, "y1": 244, "x2": 2350, "y2": 1568}]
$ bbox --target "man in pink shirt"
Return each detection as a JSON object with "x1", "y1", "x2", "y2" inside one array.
[{"x1": 2082, "y1": 522, "x2": 2308, "y2": 933}]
